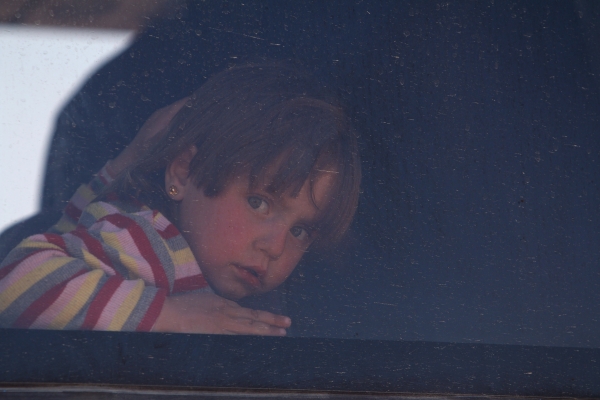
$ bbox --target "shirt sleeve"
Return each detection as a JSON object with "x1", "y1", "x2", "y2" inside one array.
[
  {"x1": 0, "y1": 165, "x2": 168, "y2": 332},
  {"x1": 0, "y1": 161, "x2": 211, "y2": 332},
  {"x1": 0, "y1": 230, "x2": 167, "y2": 332},
  {"x1": 49, "y1": 164, "x2": 114, "y2": 235}
]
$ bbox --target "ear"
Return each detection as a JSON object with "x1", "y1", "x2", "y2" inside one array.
[{"x1": 165, "y1": 145, "x2": 198, "y2": 201}]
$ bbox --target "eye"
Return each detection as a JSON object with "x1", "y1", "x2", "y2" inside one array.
[
  {"x1": 290, "y1": 226, "x2": 310, "y2": 241},
  {"x1": 247, "y1": 196, "x2": 269, "y2": 214}
]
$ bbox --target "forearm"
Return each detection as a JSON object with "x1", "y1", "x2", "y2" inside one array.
[{"x1": 0, "y1": 234, "x2": 166, "y2": 331}]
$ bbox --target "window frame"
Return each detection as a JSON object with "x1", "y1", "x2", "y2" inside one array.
[{"x1": 2, "y1": 329, "x2": 599, "y2": 397}]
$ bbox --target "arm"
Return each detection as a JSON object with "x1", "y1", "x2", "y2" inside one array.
[
  {"x1": 0, "y1": 226, "x2": 290, "y2": 334},
  {"x1": 0, "y1": 100, "x2": 188, "y2": 330},
  {"x1": 49, "y1": 97, "x2": 191, "y2": 235},
  {"x1": 0, "y1": 231, "x2": 166, "y2": 331}
]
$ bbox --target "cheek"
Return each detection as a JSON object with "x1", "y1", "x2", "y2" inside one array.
[
  {"x1": 212, "y1": 205, "x2": 254, "y2": 244},
  {"x1": 181, "y1": 202, "x2": 237, "y2": 258}
]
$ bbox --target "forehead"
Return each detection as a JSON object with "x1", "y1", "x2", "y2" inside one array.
[{"x1": 249, "y1": 159, "x2": 339, "y2": 202}]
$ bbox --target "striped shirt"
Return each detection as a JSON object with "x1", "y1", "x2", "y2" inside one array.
[{"x1": 0, "y1": 166, "x2": 208, "y2": 331}]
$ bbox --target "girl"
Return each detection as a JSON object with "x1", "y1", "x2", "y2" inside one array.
[{"x1": 0, "y1": 64, "x2": 361, "y2": 335}]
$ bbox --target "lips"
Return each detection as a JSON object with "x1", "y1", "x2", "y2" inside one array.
[{"x1": 234, "y1": 264, "x2": 265, "y2": 288}]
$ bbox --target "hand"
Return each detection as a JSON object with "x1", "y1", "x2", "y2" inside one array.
[
  {"x1": 107, "y1": 97, "x2": 190, "y2": 178},
  {"x1": 152, "y1": 291, "x2": 292, "y2": 336}
]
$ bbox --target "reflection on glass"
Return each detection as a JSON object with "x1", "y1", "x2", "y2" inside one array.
[{"x1": 0, "y1": 0, "x2": 599, "y2": 349}]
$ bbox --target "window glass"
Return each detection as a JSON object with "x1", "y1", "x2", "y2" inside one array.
[{"x1": 1, "y1": 0, "x2": 599, "y2": 395}]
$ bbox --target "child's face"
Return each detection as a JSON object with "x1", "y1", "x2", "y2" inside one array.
[{"x1": 177, "y1": 171, "x2": 335, "y2": 301}]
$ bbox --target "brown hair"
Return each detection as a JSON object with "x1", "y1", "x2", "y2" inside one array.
[{"x1": 111, "y1": 63, "x2": 361, "y2": 247}]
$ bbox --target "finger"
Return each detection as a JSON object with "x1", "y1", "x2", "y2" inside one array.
[
  {"x1": 232, "y1": 307, "x2": 291, "y2": 328},
  {"x1": 149, "y1": 104, "x2": 183, "y2": 129},
  {"x1": 254, "y1": 310, "x2": 292, "y2": 328},
  {"x1": 225, "y1": 318, "x2": 287, "y2": 336},
  {"x1": 143, "y1": 97, "x2": 190, "y2": 134},
  {"x1": 162, "y1": 96, "x2": 190, "y2": 118}
]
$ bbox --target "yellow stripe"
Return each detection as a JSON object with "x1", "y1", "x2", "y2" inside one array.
[
  {"x1": 0, "y1": 257, "x2": 70, "y2": 313},
  {"x1": 78, "y1": 184, "x2": 96, "y2": 202},
  {"x1": 53, "y1": 218, "x2": 77, "y2": 234},
  {"x1": 101, "y1": 231, "x2": 139, "y2": 279},
  {"x1": 107, "y1": 280, "x2": 144, "y2": 331},
  {"x1": 48, "y1": 270, "x2": 104, "y2": 329},
  {"x1": 86, "y1": 202, "x2": 112, "y2": 220},
  {"x1": 19, "y1": 240, "x2": 63, "y2": 251},
  {"x1": 171, "y1": 248, "x2": 196, "y2": 265},
  {"x1": 81, "y1": 249, "x2": 106, "y2": 271}
]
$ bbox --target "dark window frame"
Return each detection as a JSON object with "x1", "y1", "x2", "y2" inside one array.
[{"x1": 2, "y1": 329, "x2": 599, "y2": 397}]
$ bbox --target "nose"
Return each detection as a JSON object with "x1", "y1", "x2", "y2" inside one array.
[{"x1": 255, "y1": 220, "x2": 288, "y2": 260}]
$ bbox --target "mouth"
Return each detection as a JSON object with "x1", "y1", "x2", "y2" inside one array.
[{"x1": 234, "y1": 264, "x2": 264, "y2": 288}]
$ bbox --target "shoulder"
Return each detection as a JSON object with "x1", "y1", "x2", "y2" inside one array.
[
  {"x1": 78, "y1": 195, "x2": 150, "y2": 228},
  {"x1": 78, "y1": 199, "x2": 206, "y2": 293},
  {"x1": 80, "y1": 199, "x2": 178, "y2": 240}
]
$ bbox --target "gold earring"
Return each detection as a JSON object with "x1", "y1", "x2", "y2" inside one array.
[{"x1": 168, "y1": 185, "x2": 179, "y2": 197}]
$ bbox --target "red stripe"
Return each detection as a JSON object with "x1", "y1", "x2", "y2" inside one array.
[
  {"x1": 44, "y1": 233, "x2": 67, "y2": 251},
  {"x1": 136, "y1": 290, "x2": 167, "y2": 332},
  {"x1": 172, "y1": 274, "x2": 208, "y2": 293},
  {"x1": 80, "y1": 276, "x2": 123, "y2": 330},
  {"x1": 157, "y1": 223, "x2": 180, "y2": 240},
  {"x1": 0, "y1": 261, "x2": 20, "y2": 282},
  {"x1": 13, "y1": 269, "x2": 87, "y2": 328},
  {"x1": 64, "y1": 201, "x2": 83, "y2": 222},
  {"x1": 70, "y1": 227, "x2": 114, "y2": 269},
  {"x1": 101, "y1": 214, "x2": 170, "y2": 290}
]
